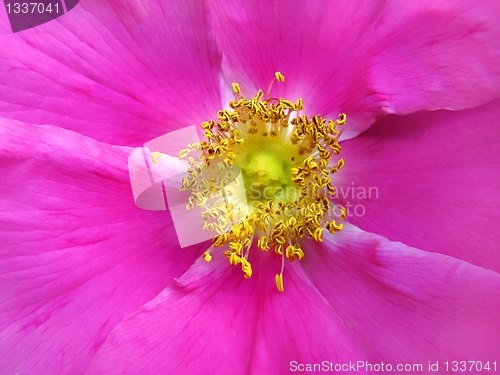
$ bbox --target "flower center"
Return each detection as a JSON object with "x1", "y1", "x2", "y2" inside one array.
[
  {"x1": 238, "y1": 142, "x2": 298, "y2": 205},
  {"x1": 168, "y1": 73, "x2": 346, "y2": 291}
]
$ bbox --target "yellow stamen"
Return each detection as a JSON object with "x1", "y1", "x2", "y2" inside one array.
[
  {"x1": 152, "y1": 151, "x2": 162, "y2": 164},
  {"x1": 275, "y1": 72, "x2": 285, "y2": 82},
  {"x1": 241, "y1": 257, "x2": 252, "y2": 278},
  {"x1": 313, "y1": 227, "x2": 324, "y2": 242},
  {"x1": 202, "y1": 251, "x2": 212, "y2": 262},
  {"x1": 294, "y1": 243, "x2": 304, "y2": 261},
  {"x1": 178, "y1": 148, "x2": 190, "y2": 159},
  {"x1": 340, "y1": 207, "x2": 347, "y2": 220},
  {"x1": 326, "y1": 221, "x2": 343, "y2": 233},
  {"x1": 275, "y1": 273, "x2": 284, "y2": 292},
  {"x1": 232, "y1": 82, "x2": 241, "y2": 94}
]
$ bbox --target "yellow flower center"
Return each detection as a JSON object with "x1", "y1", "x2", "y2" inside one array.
[{"x1": 164, "y1": 73, "x2": 346, "y2": 291}]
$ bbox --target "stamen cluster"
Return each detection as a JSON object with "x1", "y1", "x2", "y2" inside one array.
[{"x1": 172, "y1": 73, "x2": 347, "y2": 291}]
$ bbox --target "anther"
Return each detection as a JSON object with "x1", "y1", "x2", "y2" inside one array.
[
  {"x1": 275, "y1": 273, "x2": 284, "y2": 292},
  {"x1": 152, "y1": 152, "x2": 161, "y2": 164},
  {"x1": 178, "y1": 149, "x2": 190, "y2": 159}
]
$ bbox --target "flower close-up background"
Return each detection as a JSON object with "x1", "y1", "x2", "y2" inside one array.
[{"x1": 1, "y1": 0, "x2": 500, "y2": 374}]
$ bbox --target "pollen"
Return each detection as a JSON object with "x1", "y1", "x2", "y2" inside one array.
[{"x1": 177, "y1": 73, "x2": 346, "y2": 291}]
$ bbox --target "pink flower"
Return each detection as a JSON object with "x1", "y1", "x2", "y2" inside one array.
[{"x1": 1, "y1": 0, "x2": 500, "y2": 374}]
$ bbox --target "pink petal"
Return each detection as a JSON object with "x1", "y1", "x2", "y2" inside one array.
[
  {"x1": 0, "y1": 119, "x2": 207, "y2": 374},
  {"x1": 369, "y1": 1, "x2": 500, "y2": 115},
  {"x1": 86, "y1": 248, "x2": 370, "y2": 375},
  {"x1": 0, "y1": 0, "x2": 224, "y2": 146},
  {"x1": 303, "y1": 224, "x2": 500, "y2": 367},
  {"x1": 208, "y1": 0, "x2": 500, "y2": 140},
  {"x1": 332, "y1": 98, "x2": 500, "y2": 272}
]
